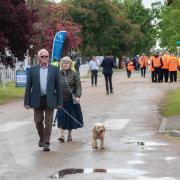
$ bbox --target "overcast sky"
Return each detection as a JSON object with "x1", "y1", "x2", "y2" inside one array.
[
  {"x1": 53, "y1": 0, "x2": 165, "y2": 8},
  {"x1": 142, "y1": 0, "x2": 165, "y2": 8}
]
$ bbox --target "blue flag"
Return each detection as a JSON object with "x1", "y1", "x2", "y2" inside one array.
[{"x1": 51, "y1": 31, "x2": 67, "y2": 62}]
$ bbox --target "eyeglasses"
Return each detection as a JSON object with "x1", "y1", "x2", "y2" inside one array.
[{"x1": 40, "y1": 55, "x2": 49, "y2": 58}]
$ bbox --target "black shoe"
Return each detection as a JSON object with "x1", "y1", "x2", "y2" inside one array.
[
  {"x1": 110, "y1": 90, "x2": 114, "y2": 94},
  {"x1": 67, "y1": 136, "x2": 72, "y2": 141},
  {"x1": 106, "y1": 92, "x2": 109, "y2": 95},
  {"x1": 38, "y1": 140, "x2": 43, "y2": 147},
  {"x1": 43, "y1": 144, "x2": 50, "y2": 151},
  {"x1": 58, "y1": 136, "x2": 65, "y2": 143}
]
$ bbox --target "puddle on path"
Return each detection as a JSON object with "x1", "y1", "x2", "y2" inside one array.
[
  {"x1": 51, "y1": 168, "x2": 147, "y2": 178},
  {"x1": 125, "y1": 141, "x2": 167, "y2": 146}
]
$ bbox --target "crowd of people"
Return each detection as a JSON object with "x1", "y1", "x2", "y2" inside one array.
[
  {"x1": 24, "y1": 48, "x2": 179, "y2": 152},
  {"x1": 125, "y1": 52, "x2": 180, "y2": 83}
]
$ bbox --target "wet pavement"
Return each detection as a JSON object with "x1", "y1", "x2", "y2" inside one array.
[{"x1": 0, "y1": 71, "x2": 180, "y2": 180}]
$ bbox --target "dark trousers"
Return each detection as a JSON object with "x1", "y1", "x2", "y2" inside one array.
[
  {"x1": 140, "y1": 67, "x2": 146, "y2": 77},
  {"x1": 154, "y1": 67, "x2": 161, "y2": 82},
  {"x1": 151, "y1": 71, "x2": 155, "y2": 82},
  {"x1": 162, "y1": 69, "x2": 169, "y2": 82},
  {"x1": 104, "y1": 74, "x2": 113, "y2": 94},
  {"x1": 170, "y1": 71, "x2": 177, "y2": 82},
  {"x1": 91, "y1": 70, "x2": 98, "y2": 86},
  {"x1": 127, "y1": 71, "x2": 131, "y2": 78},
  {"x1": 34, "y1": 96, "x2": 54, "y2": 146}
]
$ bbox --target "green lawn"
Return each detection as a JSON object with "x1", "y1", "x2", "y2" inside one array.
[
  {"x1": 0, "y1": 83, "x2": 25, "y2": 105},
  {"x1": 161, "y1": 88, "x2": 180, "y2": 117}
]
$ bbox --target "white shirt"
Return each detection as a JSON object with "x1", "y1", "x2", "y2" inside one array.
[
  {"x1": 40, "y1": 66, "x2": 48, "y2": 96},
  {"x1": 89, "y1": 60, "x2": 100, "y2": 71}
]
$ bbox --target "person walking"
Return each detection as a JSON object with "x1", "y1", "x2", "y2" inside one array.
[
  {"x1": 127, "y1": 60, "x2": 134, "y2": 78},
  {"x1": 151, "y1": 52, "x2": 163, "y2": 83},
  {"x1": 169, "y1": 53, "x2": 178, "y2": 82},
  {"x1": 24, "y1": 49, "x2": 62, "y2": 151},
  {"x1": 162, "y1": 51, "x2": 170, "y2": 82},
  {"x1": 138, "y1": 53, "x2": 148, "y2": 78},
  {"x1": 101, "y1": 55, "x2": 114, "y2": 95},
  {"x1": 56, "y1": 56, "x2": 83, "y2": 142},
  {"x1": 150, "y1": 55, "x2": 155, "y2": 82},
  {"x1": 89, "y1": 56, "x2": 100, "y2": 86}
]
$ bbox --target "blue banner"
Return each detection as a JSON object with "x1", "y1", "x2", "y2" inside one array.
[
  {"x1": 16, "y1": 70, "x2": 27, "y2": 87},
  {"x1": 51, "y1": 31, "x2": 67, "y2": 62}
]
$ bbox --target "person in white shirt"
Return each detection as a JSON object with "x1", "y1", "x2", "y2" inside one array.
[{"x1": 89, "y1": 56, "x2": 100, "y2": 86}]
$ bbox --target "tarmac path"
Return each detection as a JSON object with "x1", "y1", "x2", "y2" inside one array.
[{"x1": 0, "y1": 71, "x2": 180, "y2": 180}]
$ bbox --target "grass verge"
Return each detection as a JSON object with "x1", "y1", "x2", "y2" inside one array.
[
  {"x1": 0, "y1": 83, "x2": 25, "y2": 105},
  {"x1": 161, "y1": 88, "x2": 180, "y2": 117}
]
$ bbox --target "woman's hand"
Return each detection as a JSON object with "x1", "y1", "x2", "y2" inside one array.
[{"x1": 75, "y1": 97, "x2": 80, "y2": 104}]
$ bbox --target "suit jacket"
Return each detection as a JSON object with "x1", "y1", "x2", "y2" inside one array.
[
  {"x1": 101, "y1": 56, "x2": 114, "y2": 75},
  {"x1": 24, "y1": 64, "x2": 62, "y2": 108}
]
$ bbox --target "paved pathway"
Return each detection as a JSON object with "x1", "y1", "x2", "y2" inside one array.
[{"x1": 0, "y1": 71, "x2": 180, "y2": 180}]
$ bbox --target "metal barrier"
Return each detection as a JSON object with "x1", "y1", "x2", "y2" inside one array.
[
  {"x1": 0, "y1": 67, "x2": 16, "y2": 83},
  {"x1": 79, "y1": 64, "x2": 90, "y2": 77}
]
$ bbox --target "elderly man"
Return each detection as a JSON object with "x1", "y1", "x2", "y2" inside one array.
[{"x1": 24, "y1": 49, "x2": 62, "y2": 151}]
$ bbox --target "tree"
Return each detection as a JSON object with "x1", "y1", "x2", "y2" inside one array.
[
  {"x1": 28, "y1": 1, "x2": 82, "y2": 62},
  {"x1": 117, "y1": 0, "x2": 157, "y2": 55},
  {"x1": 0, "y1": 0, "x2": 34, "y2": 67},
  {"x1": 159, "y1": 0, "x2": 180, "y2": 51},
  {"x1": 62, "y1": 0, "x2": 142, "y2": 58}
]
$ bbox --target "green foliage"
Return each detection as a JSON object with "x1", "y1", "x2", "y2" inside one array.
[
  {"x1": 159, "y1": 0, "x2": 180, "y2": 51},
  {"x1": 62, "y1": 0, "x2": 145, "y2": 57},
  {"x1": 62, "y1": 0, "x2": 158, "y2": 57},
  {"x1": 118, "y1": 0, "x2": 157, "y2": 55}
]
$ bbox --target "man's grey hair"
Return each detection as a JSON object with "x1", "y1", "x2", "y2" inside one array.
[{"x1": 37, "y1": 49, "x2": 49, "y2": 57}]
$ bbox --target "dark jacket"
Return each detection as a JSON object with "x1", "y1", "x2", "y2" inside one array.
[
  {"x1": 24, "y1": 64, "x2": 62, "y2": 108},
  {"x1": 60, "y1": 69, "x2": 82, "y2": 101},
  {"x1": 101, "y1": 56, "x2": 114, "y2": 75}
]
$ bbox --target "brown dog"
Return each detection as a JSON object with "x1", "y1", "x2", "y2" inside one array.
[{"x1": 92, "y1": 122, "x2": 105, "y2": 149}]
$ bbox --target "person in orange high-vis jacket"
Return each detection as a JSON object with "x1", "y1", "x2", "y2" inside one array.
[
  {"x1": 151, "y1": 52, "x2": 163, "y2": 82},
  {"x1": 150, "y1": 55, "x2": 155, "y2": 82},
  {"x1": 161, "y1": 51, "x2": 170, "y2": 82},
  {"x1": 127, "y1": 60, "x2": 134, "y2": 78},
  {"x1": 138, "y1": 53, "x2": 148, "y2": 78},
  {"x1": 168, "y1": 53, "x2": 178, "y2": 82}
]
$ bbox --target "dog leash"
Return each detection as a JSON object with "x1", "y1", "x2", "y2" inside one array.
[
  {"x1": 62, "y1": 108, "x2": 84, "y2": 127},
  {"x1": 53, "y1": 108, "x2": 83, "y2": 127}
]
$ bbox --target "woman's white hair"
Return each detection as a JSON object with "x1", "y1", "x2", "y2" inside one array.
[{"x1": 61, "y1": 56, "x2": 72, "y2": 66}]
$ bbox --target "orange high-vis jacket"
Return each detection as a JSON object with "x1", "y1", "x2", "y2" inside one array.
[
  {"x1": 150, "y1": 56, "x2": 154, "y2": 72},
  {"x1": 168, "y1": 55, "x2": 178, "y2": 71},
  {"x1": 138, "y1": 56, "x2": 148, "y2": 68},
  {"x1": 152, "y1": 56, "x2": 161, "y2": 68},
  {"x1": 127, "y1": 61, "x2": 134, "y2": 72},
  {"x1": 162, "y1": 54, "x2": 170, "y2": 69}
]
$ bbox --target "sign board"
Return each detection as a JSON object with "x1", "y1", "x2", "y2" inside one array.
[
  {"x1": 176, "y1": 41, "x2": 180, "y2": 45},
  {"x1": 51, "y1": 31, "x2": 67, "y2": 62},
  {"x1": 16, "y1": 70, "x2": 27, "y2": 87}
]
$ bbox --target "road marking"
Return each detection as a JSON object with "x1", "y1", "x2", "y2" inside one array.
[
  {"x1": 103, "y1": 119, "x2": 130, "y2": 130},
  {"x1": 127, "y1": 160, "x2": 146, "y2": 165},
  {"x1": 0, "y1": 121, "x2": 30, "y2": 132},
  {"x1": 165, "y1": 157, "x2": 176, "y2": 161}
]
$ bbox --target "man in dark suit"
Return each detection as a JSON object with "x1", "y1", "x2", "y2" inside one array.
[
  {"x1": 101, "y1": 55, "x2": 115, "y2": 95},
  {"x1": 24, "y1": 49, "x2": 62, "y2": 151}
]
